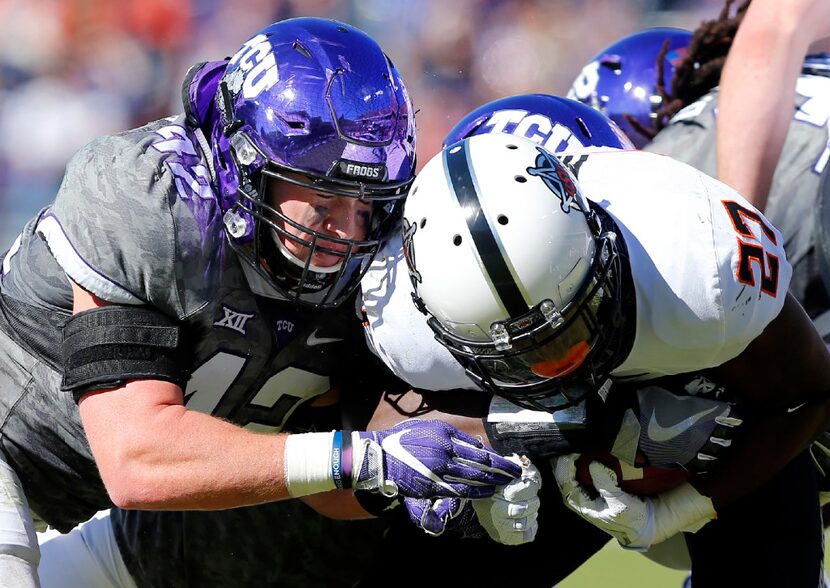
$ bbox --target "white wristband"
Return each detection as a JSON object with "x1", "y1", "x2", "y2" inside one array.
[{"x1": 283, "y1": 432, "x2": 337, "y2": 498}]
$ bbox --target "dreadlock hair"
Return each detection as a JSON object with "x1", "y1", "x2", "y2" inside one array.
[{"x1": 652, "y1": 0, "x2": 751, "y2": 134}]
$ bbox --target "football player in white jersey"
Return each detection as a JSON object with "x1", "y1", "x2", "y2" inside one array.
[
  {"x1": 359, "y1": 96, "x2": 782, "y2": 587},
  {"x1": 647, "y1": 0, "x2": 830, "y2": 477},
  {"x1": 376, "y1": 131, "x2": 830, "y2": 587},
  {"x1": 568, "y1": 5, "x2": 830, "y2": 581}
]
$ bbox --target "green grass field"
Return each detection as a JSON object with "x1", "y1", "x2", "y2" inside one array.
[
  {"x1": 559, "y1": 540, "x2": 687, "y2": 588},
  {"x1": 558, "y1": 530, "x2": 830, "y2": 587}
]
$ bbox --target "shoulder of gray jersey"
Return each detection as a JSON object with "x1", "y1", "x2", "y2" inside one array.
[
  {"x1": 43, "y1": 114, "x2": 225, "y2": 318},
  {"x1": 644, "y1": 88, "x2": 718, "y2": 176},
  {"x1": 647, "y1": 78, "x2": 830, "y2": 268}
]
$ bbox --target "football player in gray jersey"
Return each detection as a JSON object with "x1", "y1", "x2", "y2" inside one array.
[
  {"x1": 713, "y1": 0, "x2": 830, "y2": 210},
  {"x1": 0, "y1": 17, "x2": 527, "y2": 587}
]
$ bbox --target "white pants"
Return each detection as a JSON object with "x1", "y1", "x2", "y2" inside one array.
[
  {"x1": 38, "y1": 511, "x2": 135, "y2": 588},
  {"x1": 0, "y1": 459, "x2": 40, "y2": 588}
]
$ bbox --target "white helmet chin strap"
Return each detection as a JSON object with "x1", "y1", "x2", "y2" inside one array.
[{"x1": 270, "y1": 228, "x2": 343, "y2": 274}]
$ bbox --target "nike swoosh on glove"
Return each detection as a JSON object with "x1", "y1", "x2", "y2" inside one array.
[
  {"x1": 353, "y1": 419, "x2": 521, "y2": 498},
  {"x1": 553, "y1": 453, "x2": 715, "y2": 550}
]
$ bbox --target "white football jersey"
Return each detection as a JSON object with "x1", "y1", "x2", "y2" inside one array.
[{"x1": 361, "y1": 150, "x2": 791, "y2": 389}]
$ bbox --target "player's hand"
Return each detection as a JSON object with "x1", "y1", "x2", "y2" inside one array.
[
  {"x1": 553, "y1": 454, "x2": 715, "y2": 549},
  {"x1": 353, "y1": 419, "x2": 521, "y2": 498},
  {"x1": 404, "y1": 455, "x2": 540, "y2": 545},
  {"x1": 403, "y1": 496, "x2": 482, "y2": 537},
  {"x1": 473, "y1": 454, "x2": 541, "y2": 545}
]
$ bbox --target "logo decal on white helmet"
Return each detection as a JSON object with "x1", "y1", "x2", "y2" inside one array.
[{"x1": 526, "y1": 147, "x2": 584, "y2": 214}]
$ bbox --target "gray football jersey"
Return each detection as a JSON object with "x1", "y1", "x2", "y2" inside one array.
[
  {"x1": 113, "y1": 503, "x2": 387, "y2": 588},
  {"x1": 0, "y1": 113, "x2": 376, "y2": 537},
  {"x1": 645, "y1": 72, "x2": 830, "y2": 319}
]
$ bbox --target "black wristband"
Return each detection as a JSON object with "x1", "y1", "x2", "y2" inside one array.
[{"x1": 342, "y1": 430, "x2": 353, "y2": 489}]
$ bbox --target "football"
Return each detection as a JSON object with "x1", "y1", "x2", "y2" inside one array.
[{"x1": 575, "y1": 451, "x2": 690, "y2": 497}]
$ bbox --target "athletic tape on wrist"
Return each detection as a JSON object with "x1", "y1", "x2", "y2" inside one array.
[{"x1": 283, "y1": 432, "x2": 337, "y2": 498}]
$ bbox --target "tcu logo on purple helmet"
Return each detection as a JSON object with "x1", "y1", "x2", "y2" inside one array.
[
  {"x1": 443, "y1": 94, "x2": 634, "y2": 154},
  {"x1": 225, "y1": 33, "x2": 280, "y2": 99},
  {"x1": 479, "y1": 109, "x2": 593, "y2": 152}
]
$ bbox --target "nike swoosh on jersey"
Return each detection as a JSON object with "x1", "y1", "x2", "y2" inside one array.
[
  {"x1": 647, "y1": 406, "x2": 721, "y2": 443},
  {"x1": 382, "y1": 430, "x2": 459, "y2": 496},
  {"x1": 306, "y1": 329, "x2": 343, "y2": 346},
  {"x1": 787, "y1": 402, "x2": 807, "y2": 413}
]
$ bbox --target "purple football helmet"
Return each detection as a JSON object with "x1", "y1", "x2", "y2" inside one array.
[
  {"x1": 567, "y1": 27, "x2": 692, "y2": 149},
  {"x1": 443, "y1": 94, "x2": 634, "y2": 151},
  {"x1": 211, "y1": 18, "x2": 416, "y2": 308}
]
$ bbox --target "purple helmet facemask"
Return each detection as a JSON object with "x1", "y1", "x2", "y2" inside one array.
[{"x1": 211, "y1": 17, "x2": 416, "y2": 308}]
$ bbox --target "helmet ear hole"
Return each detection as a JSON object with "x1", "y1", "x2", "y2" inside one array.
[
  {"x1": 497, "y1": 215, "x2": 509, "y2": 226},
  {"x1": 514, "y1": 175, "x2": 527, "y2": 183},
  {"x1": 419, "y1": 218, "x2": 427, "y2": 229},
  {"x1": 452, "y1": 235, "x2": 463, "y2": 246},
  {"x1": 576, "y1": 117, "x2": 591, "y2": 138}
]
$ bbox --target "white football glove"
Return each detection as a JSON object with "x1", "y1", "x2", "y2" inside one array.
[
  {"x1": 552, "y1": 454, "x2": 716, "y2": 550},
  {"x1": 473, "y1": 455, "x2": 542, "y2": 546}
]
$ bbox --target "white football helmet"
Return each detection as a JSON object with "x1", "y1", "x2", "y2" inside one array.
[{"x1": 403, "y1": 133, "x2": 624, "y2": 410}]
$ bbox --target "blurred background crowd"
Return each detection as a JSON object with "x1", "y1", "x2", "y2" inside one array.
[{"x1": 0, "y1": 0, "x2": 725, "y2": 247}]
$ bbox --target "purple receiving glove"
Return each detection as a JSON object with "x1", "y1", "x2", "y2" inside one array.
[{"x1": 351, "y1": 419, "x2": 521, "y2": 499}]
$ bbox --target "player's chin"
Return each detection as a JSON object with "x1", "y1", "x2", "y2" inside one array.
[{"x1": 310, "y1": 251, "x2": 345, "y2": 269}]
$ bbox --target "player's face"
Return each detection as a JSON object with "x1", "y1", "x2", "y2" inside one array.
[{"x1": 267, "y1": 178, "x2": 373, "y2": 268}]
